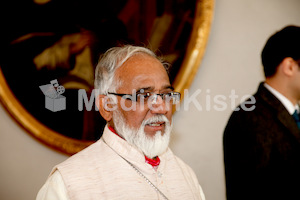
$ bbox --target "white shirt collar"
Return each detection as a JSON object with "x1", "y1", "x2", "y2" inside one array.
[{"x1": 264, "y1": 83, "x2": 299, "y2": 115}]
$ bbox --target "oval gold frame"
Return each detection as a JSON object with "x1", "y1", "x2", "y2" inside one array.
[{"x1": 0, "y1": 0, "x2": 214, "y2": 155}]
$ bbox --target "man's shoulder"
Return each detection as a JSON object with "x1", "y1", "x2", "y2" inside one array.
[
  {"x1": 229, "y1": 84, "x2": 276, "y2": 119},
  {"x1": 55, "y1": 139, "x2": 107, "y2": 170},
  {"x1": 224, "y1": 83, "x2": 290, "y2": 137},
  {"x1": 224, "y1": 84, "x2": 279, "y2": 132}
]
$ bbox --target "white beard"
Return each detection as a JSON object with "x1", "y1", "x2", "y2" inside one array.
[{"x1": 113, "y1": 111, "x2": 172, "y2": 158}]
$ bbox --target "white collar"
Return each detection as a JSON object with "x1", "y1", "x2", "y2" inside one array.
[{"x1": 264, "y1": 83, "x2": 299, "y2": 115}]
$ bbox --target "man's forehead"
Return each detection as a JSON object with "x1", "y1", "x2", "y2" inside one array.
[
  {"x1": 131, "y1": 75, "x2": 171, "y2": 87},
  {"x1": 119, "y1": 54, "x2": 163, "y2": 70},
  {"x1": 115, "y1": 59, "x2": 171, "y2": 93},
  {"x1": 116, "y1": 54, "x2": 169, "y2": 79}
]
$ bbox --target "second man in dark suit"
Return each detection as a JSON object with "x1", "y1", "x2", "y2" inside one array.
[{"x1": 223, "y1": 25, "x2": 300, "y2": 200}]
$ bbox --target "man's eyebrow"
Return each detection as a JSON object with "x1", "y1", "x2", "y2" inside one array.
[
  {"x1": 136, "y1": 87, "x2": 153, "y2": 92},
  {"x1": 161, "y1": 85, "x2": 174, "y2": 91},
  {"x1": 136, "y1": 85, "x2": 174, "y2": 93},
  {"x1": 165, "y1": 85, "x2": 174, "y2": 90}
]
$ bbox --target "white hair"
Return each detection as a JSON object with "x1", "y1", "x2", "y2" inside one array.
[{"x1": 94, "y1": 45, "x2": 169, "y2": 96}]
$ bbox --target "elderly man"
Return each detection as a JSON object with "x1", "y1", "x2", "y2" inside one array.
[
  {"x1": 37, "y1": 45, "x2": 205, "y2": 200},
  {"x1": 224, "y1": 25, "x2": 300, "y2": 200}
]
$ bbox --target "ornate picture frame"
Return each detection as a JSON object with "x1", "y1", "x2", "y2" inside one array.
[{"x1": 0, "y1": 0, "x2": 214, "y2": 155}]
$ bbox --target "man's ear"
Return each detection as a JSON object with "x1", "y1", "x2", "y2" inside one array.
[
  {"x1": 96, "y1": 95, "x2": 113, "y2": 121},
  {"x1": 281, "y1": 57, "x2": 296, "y2": 77}
]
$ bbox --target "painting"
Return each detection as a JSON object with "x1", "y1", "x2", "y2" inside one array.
[{"x1": 0, "y1": 0, "x2": 214, "y2": 155}]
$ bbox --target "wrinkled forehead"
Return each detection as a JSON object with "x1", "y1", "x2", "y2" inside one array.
[
  {"x1": 116, "y1": 54, "x2": 168, "y2": 79},
  {"x1": 115, "y1": 54, "x2": 171, "y2": 92}
]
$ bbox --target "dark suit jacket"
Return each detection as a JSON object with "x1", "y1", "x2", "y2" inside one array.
[{"x1": 223, "y1": 82, "x2": 300, "y2": 200}]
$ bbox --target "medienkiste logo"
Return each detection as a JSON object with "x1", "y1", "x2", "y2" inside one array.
[
  {"x1": 39, "y1": 81, "x2": 257, "y2": 112},
  {"x1": 39, "y1": 79, "x2": 66, "y2": 112}
]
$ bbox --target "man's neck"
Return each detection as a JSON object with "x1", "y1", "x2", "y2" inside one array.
[
  {"x1": 264, "y1": 82, "x2": 298, "y2": 115},
  {"x1": 108, "y1": 126, "x2": 123, "y2": 139},
  {"x1": 265, "y1": 79, "x2": 297, "y2": 105}
]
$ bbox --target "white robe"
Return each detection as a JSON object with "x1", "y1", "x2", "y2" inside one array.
[{"x1": 37, "y1": 126, "x2": 205, "y2": 200}]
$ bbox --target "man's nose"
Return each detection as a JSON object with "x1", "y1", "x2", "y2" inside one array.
[{"x1": 149, "y1": 94, "x2": 169, "y2": 114}]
